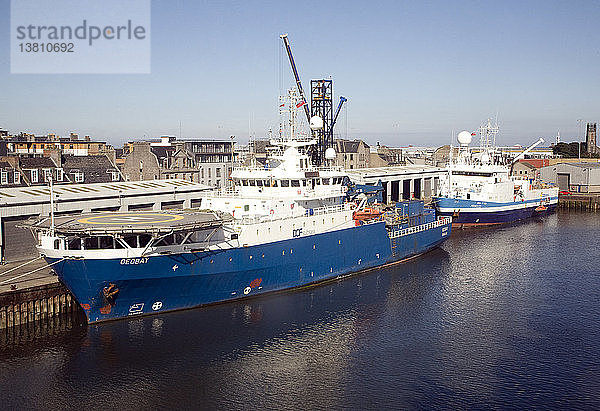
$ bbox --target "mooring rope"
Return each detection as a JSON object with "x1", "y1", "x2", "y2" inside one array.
[
  {"x1": 0, "y1": 256, "x2": 43, "y2": 277},
  {"x1": 0, "y1": 258, "x2": 66, "y2": 285}
]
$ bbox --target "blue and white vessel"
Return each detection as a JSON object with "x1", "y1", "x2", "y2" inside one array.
[
  {"x1": 27, "y1": 89, "x2": 451, "y2": 324},
  {"x1": 433, "y1": 119, "x2": 558, "y2": 227}
]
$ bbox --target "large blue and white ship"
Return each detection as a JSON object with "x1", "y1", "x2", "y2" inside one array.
[
  {"x1": 26, "y1": 89, "x2": 451, "y2": 324},
  {"x1": 433, "y1": 119, "x2": 558, "y2": 227}
]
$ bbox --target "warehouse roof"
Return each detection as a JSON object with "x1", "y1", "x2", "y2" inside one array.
[{"x1": 0, "y1": 179, "x2": 210, "y2": 206}]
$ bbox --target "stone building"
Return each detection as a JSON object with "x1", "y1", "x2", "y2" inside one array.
[
  {"x1": 122, "y1": 138, "x2": 235, "y2": 187},
  {"x1": 18, "y1": 156, "x2": 63, "y2": 185},
  {"x1": 122, "y1": 142, "x2": 162, "y2": 181},
  {"x1": 334, "y1": 139, "x2": 370, "y2": 169},
  {"x1": 62, "y1": 155, "x2": 122, "y2": 184}
]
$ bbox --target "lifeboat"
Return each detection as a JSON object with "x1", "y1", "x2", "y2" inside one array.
[
  {"x1": 352, "y1": 208, "x2": 383, "y2": 225},
  {"x1": 535, "y1": 205, "x2": 547, "y2": 212}
]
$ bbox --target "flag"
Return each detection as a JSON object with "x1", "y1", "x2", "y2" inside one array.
[
  {"x1": 471, "y1": 132, "x2": 476, "y2": 136},
  {"x1": 279, "y1": 103, "x2": 285, "y2": 107},
  {"x1": 296, "y1": 100, "x2": 306, "y2": 108}
]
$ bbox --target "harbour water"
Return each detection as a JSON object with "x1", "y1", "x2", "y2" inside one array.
[{"x1": 0, "y1": 211, "x2": 599, "y2": 409}]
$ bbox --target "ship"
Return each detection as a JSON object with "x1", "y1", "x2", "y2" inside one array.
[
  {"x1": 25, "y1": 89, "x2": 452, "y2": 324},
  {"x1": 433, "y1": 119, "x2": 558, "y2": 227}
]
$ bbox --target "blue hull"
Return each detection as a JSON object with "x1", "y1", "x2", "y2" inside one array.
[
  {"x1": 47, "y1": 221, "x2": 451, "y2": 323},
  {"x1": 433, "y1": 197, "x2": 558, "y2": 225}
]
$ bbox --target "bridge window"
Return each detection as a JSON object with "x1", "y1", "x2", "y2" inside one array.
[
  {"x1": 280, "y1": 180, "x2": 290, "y2": 187},
  {"x1": 256, "y1": 180, "x2": 263, "y2": 187},
  {"x1": 249, "y1": 180, "x2": 256, "y2": 186},
  {"x1": 139, "y1": 234, "x2": 152, "y2": 247},
  {"x1": 322, "y1": 178, "x2": 330, "y2": 185},
  {"x1": 123, "y1": 235, "x2": 138, "y2": 248},
  {"x1": 65, "y1": 237, "x2": 81, "y2": 250},
  {"x1": 291, "y1": 180, "x2": 300, "y2": 187}
]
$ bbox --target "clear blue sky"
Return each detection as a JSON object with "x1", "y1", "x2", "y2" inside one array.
[{"x1": 1, "y1": 0, "x2": 599, "y2": 147}]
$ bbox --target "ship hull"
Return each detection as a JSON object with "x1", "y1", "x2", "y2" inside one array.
[
  {"x1": 46, "y1": 220, "x2": 451, "y2": 323},
  {"x1": 433, "y1": 196, "x2": 558, "y2": 226}
]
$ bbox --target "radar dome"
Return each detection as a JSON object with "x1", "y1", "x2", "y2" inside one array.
[
  {"x1": 457, "y1": 130, "x2": 473, "y2": 146},
  {"x1": 325, "y1": 147, "x2": 336, "y2": 160},
  {"x1": 310, "y1": 116, "x2": 324, "y2": 130}
]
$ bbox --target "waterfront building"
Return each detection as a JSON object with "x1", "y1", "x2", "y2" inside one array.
[
  {"x1": 0, "y1": 178, "x2": 210, "y2": 263},
  {"x1": 539, "y1": 162, "x2": 600, "y2": 193},
  {"x1": 510, "y1": 159, "x2": 551, "y2": 178},
  {"x1": 345, "y1": 165, "x2": 445, "y2": 203}
]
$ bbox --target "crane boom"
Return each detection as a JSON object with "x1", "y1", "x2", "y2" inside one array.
[
  {"x1": 331, "y1": 96, "x2": 347, "y2": 130},
  {"x1": 280, "y1": 34, "x2": 311, "y2": 123},
  {"x1": 511, "y1": 138, "x2": 545, "y2": 165}
]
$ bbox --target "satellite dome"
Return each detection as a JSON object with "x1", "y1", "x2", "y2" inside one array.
[
  {"x1": 325, "y1": 147, "x2": 336, "y2": 160},
  {"x1": 457, "y1": 130, "x2": 473, "y2": 146},
  {"x1": 310, "y1": 116, "x2": 324, "y2": 130}
]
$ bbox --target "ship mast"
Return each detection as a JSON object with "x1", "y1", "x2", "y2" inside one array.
[
  {"x1": 49, "y1": 175, "x2": 55, "y2": 236},
  {"x1": 478, "y1": 118, "x2": 499, "y2": 164}
]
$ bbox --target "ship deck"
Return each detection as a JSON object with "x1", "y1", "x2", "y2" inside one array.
[{"x1": 23, "y1": 210, "x2": 231, "y2": 235}]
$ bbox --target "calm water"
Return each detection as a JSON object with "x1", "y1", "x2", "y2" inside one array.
[{"x1": 1, "y1": 211, "x2": 599, "y2": 409}]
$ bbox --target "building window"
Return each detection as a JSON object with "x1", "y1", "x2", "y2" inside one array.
[
  {"x1": 0, "y1": 171, "x2": 7, "y2": 185},
  {"x1": 111, "y1": 171, "x2": 120, "y2": 181},
  {"x1": 43, "y1": 168, "x2": 52, "y2": 182},
  {"x1": 208, "y1": 168, "x2": 211, "y2": 178},
  {"x1": 73, "y1": 171, "x2": 84, "y2": 183},
  {"x1": 216, "y1": 168, "x2": 221, "y2": 178},
  {"x1": 14, "y1": 171, "x2": 20, "y2": 184},
  {"x1": 56, "y1": 168, "x2": 64, "y2": 182},
  {"x1": 31, "y1": 169, "x2": 39, "y2": 183}
]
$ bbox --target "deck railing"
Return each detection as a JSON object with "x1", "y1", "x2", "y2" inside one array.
[
  {"x1": 388, "y1": 216, "x2": 451, "y2": 239},
  {"x1": 236, "y1": 203, "x2": 354, "y2": 225}
]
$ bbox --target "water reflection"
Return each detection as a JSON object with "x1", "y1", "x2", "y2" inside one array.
[{"x1": 1, "y1": 212, "x2": 599, "y2": 409}]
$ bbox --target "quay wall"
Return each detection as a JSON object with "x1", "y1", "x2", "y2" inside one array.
[
  {"x1": 559, "y1": 194, "x2": 600, "y2": 211},
  {"x1": 0, "y1": 281, "x2": 83, "y2": 332}
]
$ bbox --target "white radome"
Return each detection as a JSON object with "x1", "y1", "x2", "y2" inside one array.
[
  {"x1": 325, "y1": 147, "x2": 336, "y2": 160},
  {"x1": 310, "y1": 116, "x2": 324, "y2": 130},
  {"x1": 457, "y1": 130, "x2": 473, "y2": 146}
]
